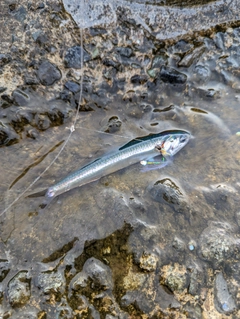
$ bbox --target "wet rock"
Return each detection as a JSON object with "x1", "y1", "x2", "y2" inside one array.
[
  {"x1": 35, "y1": 114, "x2": 51, "y2": 131},
  {"x1": 160, "y1": 263, "x2": 188, "y2": 293},
  {"x1": 36, "y1": 271, "x2": 65, "y2": 294},
  {"x1": 0, "y1": 54, "x2": 12, "y2": 67},
  {"x1": 37, "y1": 61, "x2": 61, "y2": 86},
  {"x1": 102, "y1": 116, "x2": 122, "y2": 133},
  {"x1": 35, "y1": 33, "x2": 49, "y2": 46},
  {"x1": 102, "y1": 58, "x2": 121, "y2": 70},
  {"x1": 171, "y1": 40, "x2": 193, "y2": 54},
  {"x1": 193, "y1": 64, "x2": 211, "y2": 84},
  {"x1": 8, "y1": 271, "x2": 31, "y2": 307},
  {"x1": 130, "y1": 74, "x2": 148, "y2": 85},
  {"x1": 24, "y1": 75, "x2": 39, "y2": 86},
  {"x1": 139, "y1": 253, "x2": 158, "y2": 271},
  {"x1": 187, "y1": 262, "x2": 204, "y2": 296},
  {"x1": 151, "y1": 53, "x2": 168, "y2": 68},
  {"x1": 12, "y1": 89, "x2": 30, "y2": 106},
  {"x1": 149, "y1": 178, "x2": 187, "y2": 212},
  {"x1": 214, "y1": 272, "x2": 236, "y2": 313},
  {"x1": 64, "y1": 46, "x2": 91, "y2": 68},
  {"x1": 0, "y1": 259, "x2": 10, "y2": 282},
  {"x1": 178, "y1": 46, "x2": 205, "y2": 67},
  {"x1": 172, "y1": 237, "x2": 185, "y2": 251},
  {"x1": 70, "y1": 257, "x2": 113, "y2": 292},
  {"x1": 0, "y1": 123, "x2": 19, "y2": 147},
  {"x1": 64, "y1": 81, "x2": 80, "y2": 93},
  {"x1": 159, "y1": 66, "x2": 187, "y2": 84},
  {"x1": 199, "y1": 223, "x2": 238, "y2": 264},
  {"x1": 116, "y1": 46, "x2": 133, "y2": 58}
]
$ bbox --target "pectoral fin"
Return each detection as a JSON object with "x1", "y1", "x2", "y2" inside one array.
[{"x1": 140, "y1": 155, "x2": 172, "y2": 172}]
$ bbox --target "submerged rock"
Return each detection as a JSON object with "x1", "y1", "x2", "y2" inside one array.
[
  {"x1": 149, "y1": 178, "x2": 187, "y2": 213},
  {"x1": 36, "y1": 271, "x2": 65, "y2": 294},
  {"x1": 70, "y1": 257, "x2": 113, "y2": 292},
  {"x1": 214, "y1": 272, "x2": 236, "y2": 314},
  {"x1": 199, "y1": 223, "x2": 239, "y2": 264},
  {"x1": 7, "y1": 271, "x2": 31, "y2": 307}
]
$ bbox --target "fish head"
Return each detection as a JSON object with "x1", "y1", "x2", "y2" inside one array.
[{"x1": 162, "y1": 131, "x2": 190, "y2": 156}]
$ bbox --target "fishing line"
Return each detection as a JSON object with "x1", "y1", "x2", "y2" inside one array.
[{"x1": 1, "y1": 28, "x2": 84, "y2": 216}]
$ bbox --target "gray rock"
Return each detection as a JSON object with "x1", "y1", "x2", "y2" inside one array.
[
  {"x1": 8, "y1": 271, "x2": 31, "y2": 307},
  {"x1": 83, "y1": 257, "x2": 113, "y2": 290},
  {"x1": 0, "y1": 54, "x2": 12, "y2": 67},
  {"x1": 12, "y1": 89, "x2": 30, "y2": 106},
  {"x1": 36, "y1": 271, "x2": 65, "y2": 294},
  {"x1": 64, "y1": 81, "x2": 80, "y2": 93},
  {"x1": 64, "y1": 46, "x2": 91, "y2": 68},
  {"x1": 70, "y1": 257, "x2": 113, "y2": 294},
  {"x1": 159, "y1": 66, "x2": 187, "y2": 84},
  {"x1": 178, "y1": 46, "x2": 205, "y2": 67},
  {"x1": 116, "y1": 46, "x2": 133, "y2": 58},
  {"x1": 37, "y1": 61, "x2": 61, "y2": 86},
  {"x1": 199, "y1": 223, "x2": 237, "y2": 264},
  {"x1": 149, "y1": 178, "x2": 187, "y2": 213},
  {"x1": 193, "y1": 64, "x2": 211, "y2": 84},
  {"x1": 0, "y1": 259, "x2": 10, "y2": 282},
  {"x1": 214, "y1": 272, "x2": 236, "y2": 313}
]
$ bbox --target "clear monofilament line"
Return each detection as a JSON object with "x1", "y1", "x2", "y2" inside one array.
[{"x1": 1, "y1": 28, "x2": 84, "y2": 216}]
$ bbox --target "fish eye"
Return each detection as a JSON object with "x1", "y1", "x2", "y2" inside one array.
[{"x1": 180, "y1": 135, "x2": 187, "y2": 143}]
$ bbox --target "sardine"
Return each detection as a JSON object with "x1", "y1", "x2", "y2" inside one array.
[{"x1": 45, "y1": 130, "x2": 190, "y2": 199}]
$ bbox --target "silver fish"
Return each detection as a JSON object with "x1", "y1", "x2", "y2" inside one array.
[{"x1": 45, "y1": 130, "x2": 190, "y2": 199}]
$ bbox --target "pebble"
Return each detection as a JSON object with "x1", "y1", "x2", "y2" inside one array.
[
  {"x1": 116, "y1": 46, "x2": 133, "y2": 58},
  {"x1": 214, "y1": 272, "x2": 236, "y2": 313},
  {"x1": 130, "y1": 74, "x2": 148, "y2": 85},
  {"x1": 0, "y1": 54, "x2": 12, "y2": 67},
  {"x1": 64, "y1": 81, "x2": 80, "y2": 93},
  {"x1": 37, "y1": 60, "x2": 61, "y2": 86},
  {"x1": 64, "y1": 46, "x2": 91, "y2": 68},
  {"x1": 159, "y1": 66, "x2": 187, "y2": 84}
]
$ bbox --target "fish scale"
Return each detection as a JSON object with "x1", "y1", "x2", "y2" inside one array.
[{"x1": 46, "y1": 130, "x2": 190, "y2": 199}]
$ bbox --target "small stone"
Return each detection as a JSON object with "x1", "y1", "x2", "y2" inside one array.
[
  {"x1": 172, "y1": 237, "x2": 185, "y2": 251},
  {"x1": 214, "y1": 272, "x2": 236, "y2": 313},
  {"x1": 64, "y1": 81, "x2": 80, "y2": 93},
  {"x1": 35, "y1": 114, "x2": 51, "y2": 131},
  {"x1": 37, "y1": 61, "x2": 61, "y2": 86},
  {"x1": 12, "y1": 89, "x2": 30, "y2": 106},
  {"x1": 178, "y1": 46, "x2": 205, "y2": 67},
  {"x1": 0, "y1": 124, "x2": 19, "y2": 147},
  {"x1": 159, "y1": 66, "x2": 187, "y2": 84},
  {"x1": 64, "y1": 46, "x2": 91, "y2": 68},
  {"x1": 193, "y1": 64, "x2": 211, "y2": 84},
  {"x1": 130, "y1": 74, "x2": 148, "y2": 85},
  {"x1": 8, "y1": 271, "x2": 31, "y2": 307},
  {"x1": 116, "y1": 46, "x2": 133, "y2": 58},
  {"x1": 0, "y1": 54, "x2": 12, "y2": 67},
  {"x1": 151, "y1": 54, "x2": 168, "y2": 68},
  {"x1": 147, "y1": 69, "x2": 157, "y2": 78}
]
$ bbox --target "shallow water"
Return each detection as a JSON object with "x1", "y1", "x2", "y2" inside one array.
[{"x1": 1, "y1": 2, "x2": 240, "y2": 317}]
